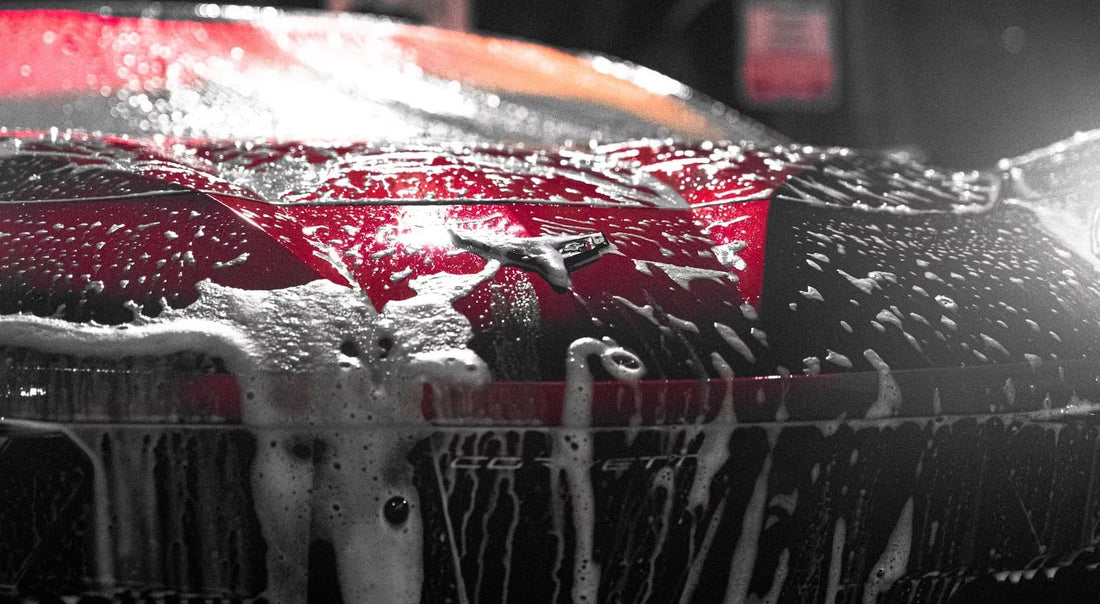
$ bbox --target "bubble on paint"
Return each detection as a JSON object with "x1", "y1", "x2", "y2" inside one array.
[
  {"x1": 800, "y1": 286, "x2": 824, "y2": 302},
  {"x1": 633, "y1": 259, "x2": 730, "y2": 290},
  {"x1": 715, "y1": 322, "x2": 756, "y2": 364},
  {"x1": 825, "y1": 350, "x2": 852, "y2": 369}
]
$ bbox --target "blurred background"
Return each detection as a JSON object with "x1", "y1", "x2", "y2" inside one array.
[
  {"x1": 319, "y1": 0, "x2": 1100, "y2": 170},
  {"x1": 474, "y1": 0, "x2": 1100, "y2": 171}
]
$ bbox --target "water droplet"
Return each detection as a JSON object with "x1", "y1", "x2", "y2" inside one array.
[
  {"x1": 825, "y1": 350, "x2": 852, "y2": 369},
  {"x1": 799, "y1": 286, "x2": 824, "y2": 301},
  {"x1": 383, "y1": 496, "x2": 410, "y2": 525}
]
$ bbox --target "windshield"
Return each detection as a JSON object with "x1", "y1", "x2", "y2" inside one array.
[{"x1": 0, "y1": 4, "x2": 785, "y2": 146}]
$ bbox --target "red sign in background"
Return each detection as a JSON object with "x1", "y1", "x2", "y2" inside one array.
[{"x1": 739, "y1": 0, "x2": 839, "y2": 110}]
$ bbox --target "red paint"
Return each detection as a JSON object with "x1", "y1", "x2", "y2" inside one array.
[
  {"x1": 0, "y1": 10, "x2": 283, "y2": 98},
  {"x1": 0, "y1": 9, "x2": 733, "y2": 140},
  {"x1": 0, "y1": 131, "x2": 803, "y2": 425},
  {"x1": 0, "y1": 130, "x2": 802, "y2": 328}
]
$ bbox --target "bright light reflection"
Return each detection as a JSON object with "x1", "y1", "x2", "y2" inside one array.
[{"x1": 393, "y1": 207, "x2": 455, "y2": 251}]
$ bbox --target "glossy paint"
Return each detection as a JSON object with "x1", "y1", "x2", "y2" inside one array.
[{"x1": 3, "y1": 7, "x2": 1100, "y2": 604}]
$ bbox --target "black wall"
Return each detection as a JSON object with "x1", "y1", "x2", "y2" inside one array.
[{"x1": 475, "y1": 0, "x2": 1100, "y2": 170}]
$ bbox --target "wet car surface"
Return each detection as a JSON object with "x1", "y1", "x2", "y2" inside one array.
[{"x1": 3, "y1": 5, "x2": 1100, "y2": 603}]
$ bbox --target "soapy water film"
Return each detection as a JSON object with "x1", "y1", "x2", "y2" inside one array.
[
  {"x1": 8, "y1": 321, "x2": 1100, "y2": 603},
  {"x1": 5, "y1": 136, "x2": 1100, "y2": 601},
  {"x1": 5, "y1": 7, "x2": 1100, "y2": 603},
  {"x1": 4, "y1": 135, "x2": 1100, "y2": 602}
]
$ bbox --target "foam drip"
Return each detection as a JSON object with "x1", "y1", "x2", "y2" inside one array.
[
  {"x1": 557, "y1": 337, "x2": 645, "y2": 602},
  {"x1": 0, "y1": 260, "x2": 500, "y2": 602}
]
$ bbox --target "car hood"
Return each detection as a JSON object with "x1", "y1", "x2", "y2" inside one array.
[{"x1": 8, "y1": 130, "x2": 1100, "y2": 427}]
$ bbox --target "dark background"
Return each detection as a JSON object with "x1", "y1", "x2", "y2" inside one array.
[{"x1": 470, "y1": 0, "x2": 1100, "y2": 170}]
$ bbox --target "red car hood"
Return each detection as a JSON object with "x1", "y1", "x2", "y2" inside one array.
[
  {"x1": 0, "y1": 133, "x2": 784, "y2": 417},
  {"x1": 6, "y1": 129, "x2": 1075, "y2": 430}
]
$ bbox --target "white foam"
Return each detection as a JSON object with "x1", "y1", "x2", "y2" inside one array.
[
  {"x1": 715, "y1": 322, "x2": 756, "y2": 364},
  {"x1": 823, "y1": 516, "x2": 847, "y2": 604},
  {"x1": 863, "y1": 349, "x2": 902, "y2": 419},
  {"x1": 723, "y1": 442, "x2": 773, "y2": 603},
  {"x1": 862, "y1": 498, "x2": 914, "y2": 604},
  {"x1": 557, "y1": 337, "x2": 644, "y2": 603},
  {"x1": 0, "y1": 264, "x2": 501, "y2": 603},
  {"x1": 634, "y1": 259, "x2": 731, "y2": 290}
]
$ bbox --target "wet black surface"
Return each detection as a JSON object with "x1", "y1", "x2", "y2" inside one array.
[
  {"x1": 8, "y1": 415, "x2": 1100, "y2": 601},
  {"x1": 0, "y1": 427, "x2": 93, "y2": 594},
  {"x1": 415, "y1": 417, "x2": 1100, "y2": 602},
  {"x1": 762, "y1": 192, "x2": 1100, "y2": 375}
]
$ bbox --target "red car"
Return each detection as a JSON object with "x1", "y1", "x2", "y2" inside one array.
[{"x1": 2, "y1": 5, "x2": 1100, "y2": 603}]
